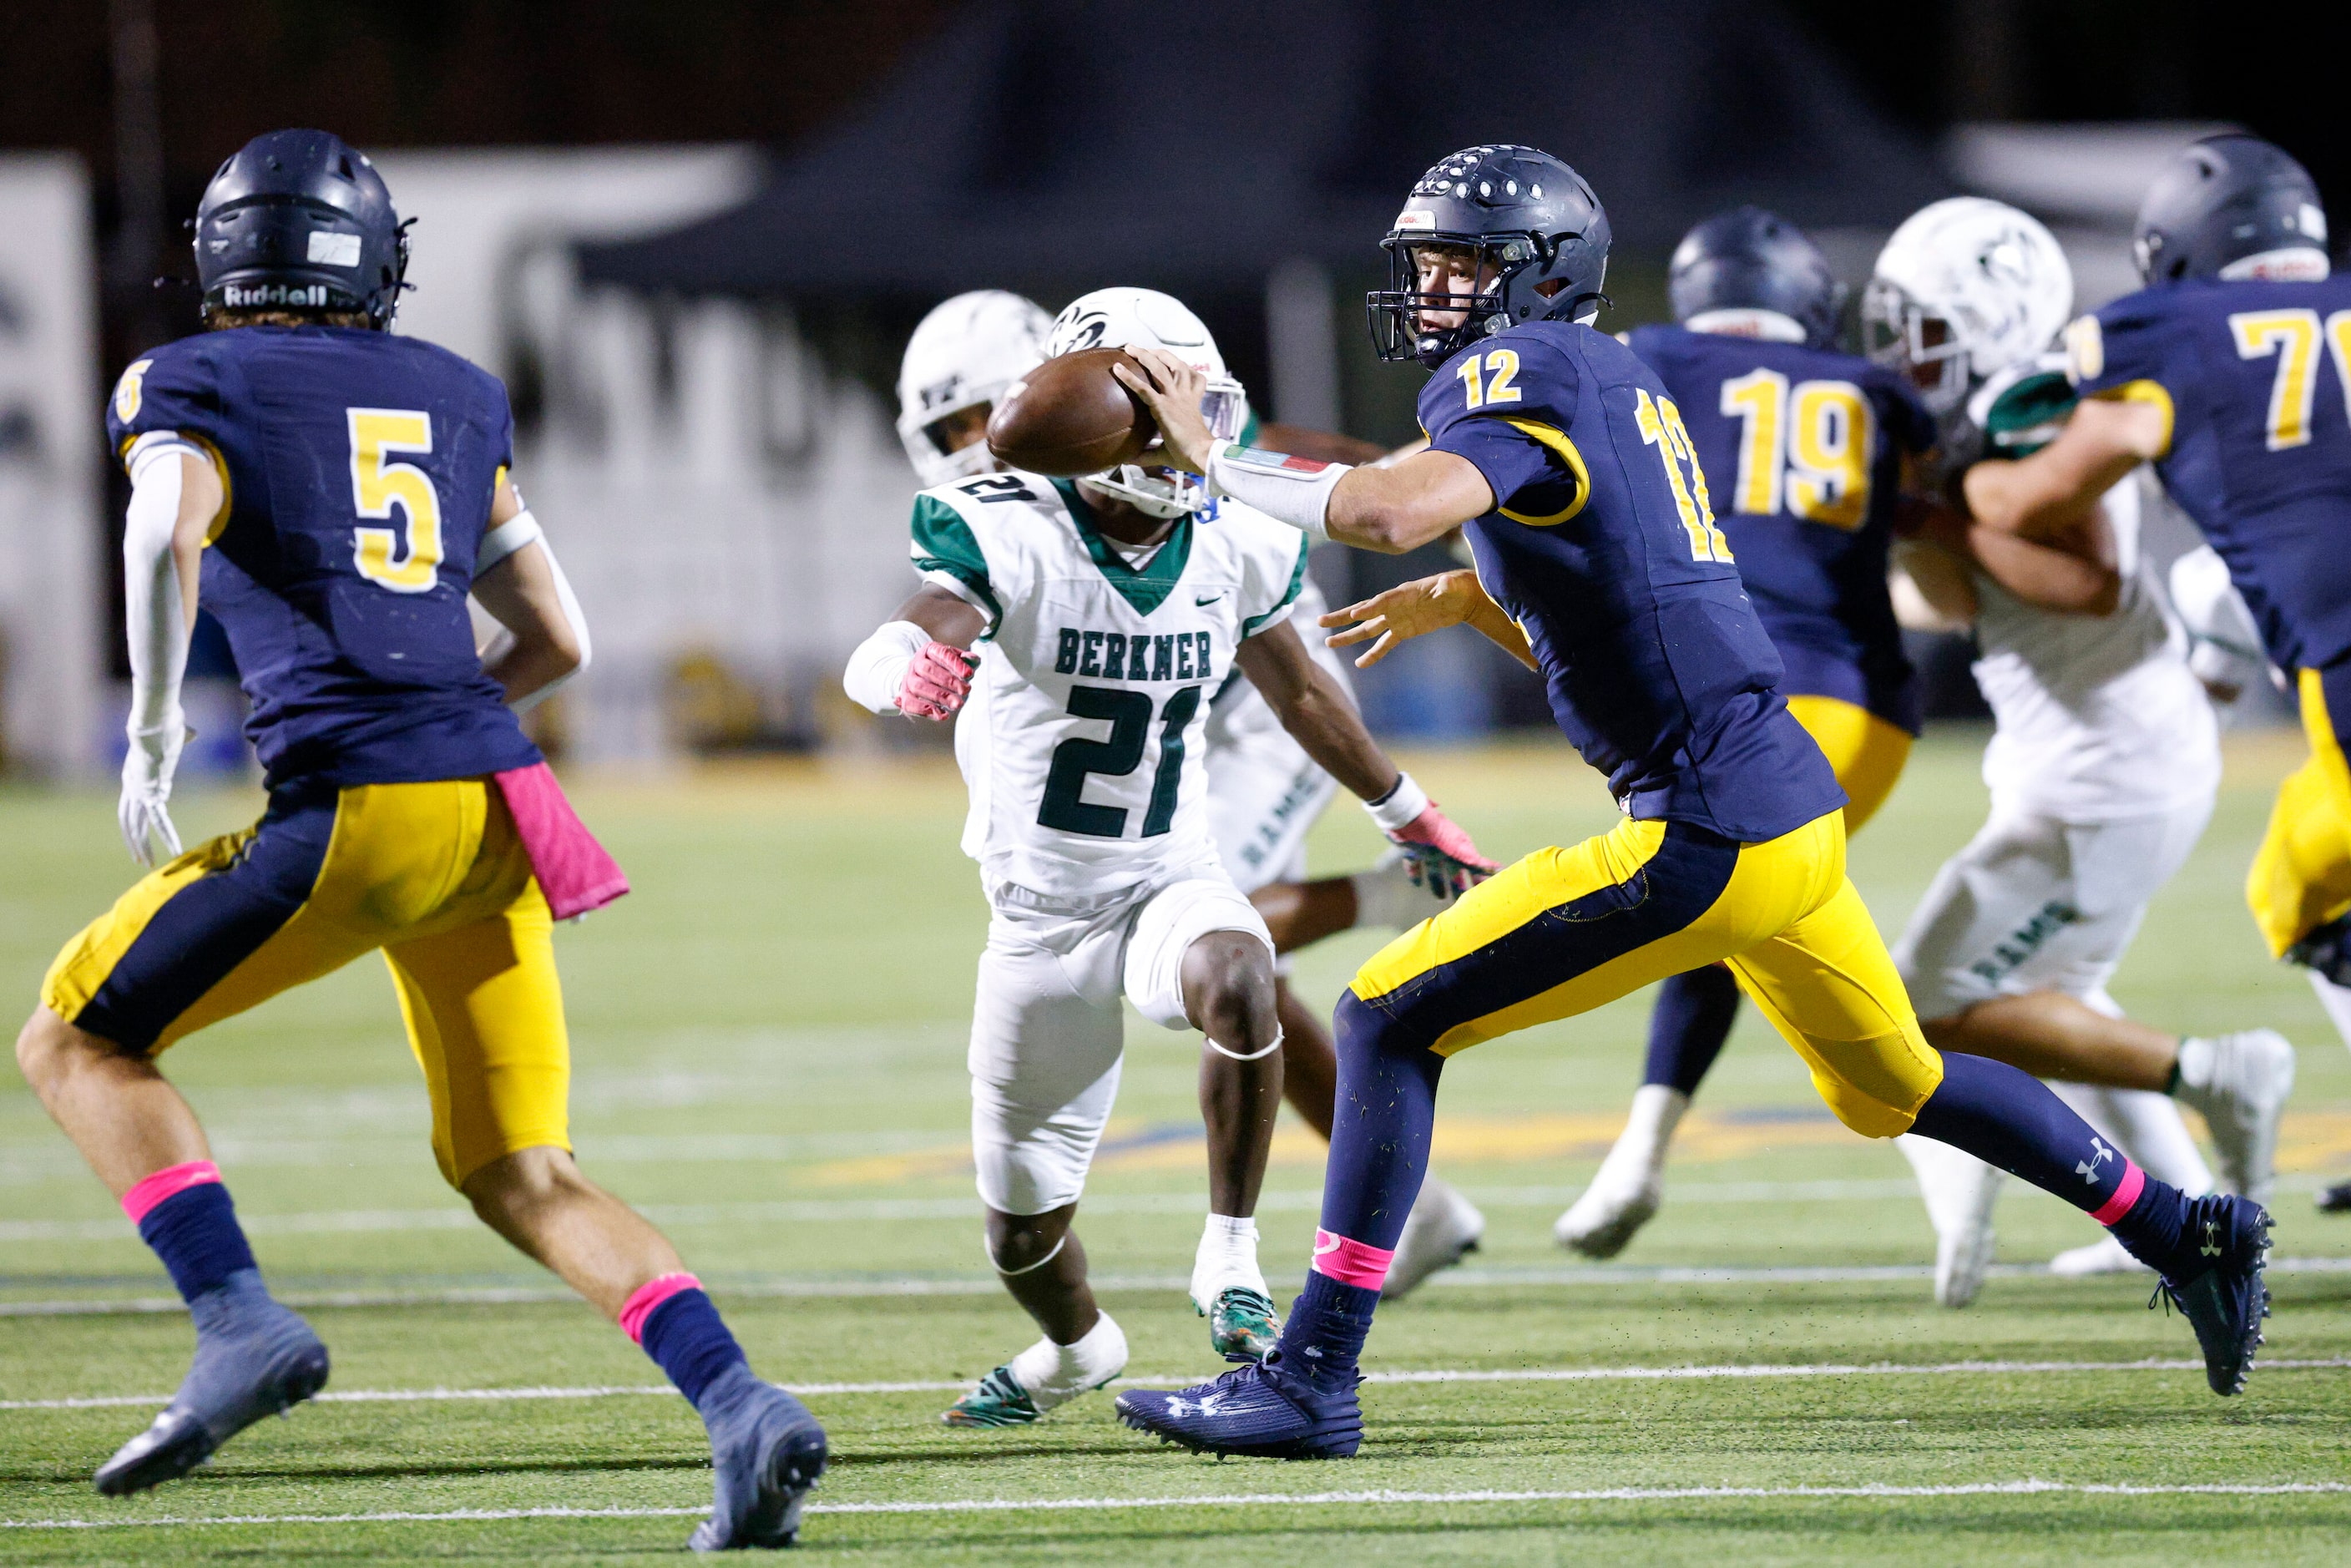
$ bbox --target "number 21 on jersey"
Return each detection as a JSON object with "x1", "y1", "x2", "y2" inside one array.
[
  {"x1": 346, "y1": 408, "x2": 445, "y2": 593},
  {"x1": 1633, "y1": 388, "x2": 1732, "y2": 563}
]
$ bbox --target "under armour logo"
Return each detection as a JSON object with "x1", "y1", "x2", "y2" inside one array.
[
  {"x1": 2075, "y1": 1136, "x2": 2116, "y2": 1185},
  {"x1": 2201, "y1": 1219, "x2": 2222, "y2": 1258},
  {"x1": 1313, "y1": 1235, "x2": 1342, "y2": 1257}
]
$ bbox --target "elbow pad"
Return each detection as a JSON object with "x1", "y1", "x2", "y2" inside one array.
[{"x1": 123, "y1": 443, "x2": 191, "y2": 737}]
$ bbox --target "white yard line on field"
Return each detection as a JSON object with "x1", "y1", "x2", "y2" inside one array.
[
  {"x1": 6, "y1": 1479, "x2": 2351, "y2": 1530},
  {"x1": 8, "y1": 1355, "x2": 2346, "y2": 1411}
]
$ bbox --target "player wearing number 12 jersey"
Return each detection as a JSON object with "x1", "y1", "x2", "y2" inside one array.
[
  {"x1": 1110, "y1": 144, "x2": 2273, "y2": 1460},
  {"x1": 14, "y1": 132, "x2": 823, "y2": 1547},
  {"x1": 844, "y1": 287, "x2": 1490, "y2": 1430},
  {"x1": 1557, "y1": 206, "x2": 1936, "y2": 1258}
]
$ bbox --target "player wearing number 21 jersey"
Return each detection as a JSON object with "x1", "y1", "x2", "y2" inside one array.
[{"x1": 843, "y1": 286, "x2": 1489, "y2": 1431}]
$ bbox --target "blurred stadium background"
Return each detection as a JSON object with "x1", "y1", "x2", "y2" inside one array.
[{"x1": 0, "y1": 0, "x2": 2339, "y2": 776}]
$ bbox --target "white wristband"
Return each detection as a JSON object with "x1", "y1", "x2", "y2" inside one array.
[
  {"x1": 1363, "y1": 770, "x2": 1430, "y2": 832},
  {"x1": 1205, "y1": 439, "x2": 1345, "y2": 541},
  {"x1": 843, "y1": 620, "x2": 933, "y2": 716}
]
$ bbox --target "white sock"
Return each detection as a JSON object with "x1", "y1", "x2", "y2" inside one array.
[
  {"x1": 1350, "y1": 855, "x2": 1444, "y2": 930},
  {"x1": 1595, "y1": 1084, "x2": 1689, "y2": 1187},
  {"x1": 2310, "y1": 973, "x2": 2351, "y2": 1054},
  {"x1": 1007, "y1": 1312, "x2": 1128, "y2": 1409},
  {"x1": 1190, "y1": 1212, "x2": 1265, "y2": 1308},
  {"x1": 2174, "y1": 1035, "x2": 2217, "y2": 1094}
]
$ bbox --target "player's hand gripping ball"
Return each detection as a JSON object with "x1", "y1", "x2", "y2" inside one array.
[
  {"x1": 985, "y1": 348, "x2": 1159, "y2": 476},
  {"x1": 897, "y1": 640, "x2": 977, "y2": 721}
]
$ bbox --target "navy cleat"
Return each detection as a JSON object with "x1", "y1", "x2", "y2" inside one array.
[
  {"x1": 1114, "y1": 1348, "x2": 1362, "y2": 1459},
  {"x1": 689, "y1": 1363, "x2": 828, "y2": 1550},
  {"x1": 2151, "y1": 1193, "x2": 2273, "y2": 1396},
  {"x1": 94, "y1": 1270, "x2": 329, "y2": 1496}
]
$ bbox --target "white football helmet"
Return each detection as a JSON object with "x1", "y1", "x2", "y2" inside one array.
[
  {"x1": 896, "y1": 290, "x2": 1054, "y2": 488},
  {"x1": 1044, "y1": 286, "x2": 1248, "y2": 518},
  {"x1": 1863, "y1": 198, "x2": 2073, "y2": 412}
]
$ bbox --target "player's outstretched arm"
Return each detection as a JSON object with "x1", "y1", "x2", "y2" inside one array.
[
  {"x1": 1232, "y1": 619, "x2": 1498, "y2": 893},
  {"x1": 1964, "y1": 397, "x2": 2165, "y2": 542},
  {"x1": 117, "y1": 447, "x2": 219, "y2": 865},
  {"x1": 473, "y1": 476, "x2": 590, "y2": 711},
  {"x1": 842, "y1": 587, "x2": 984, "y2": 722},
  {"x1": 1321, "y1": 570, "x2": 1536, "y2": 671},
  {"x1": 1115, "y1": 348, "x2": 1492, "y2": 554}
]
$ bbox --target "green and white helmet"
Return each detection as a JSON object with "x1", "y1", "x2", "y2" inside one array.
[{"x1": 1863, "y1": 197, "x2": 2073, "y2": 412}]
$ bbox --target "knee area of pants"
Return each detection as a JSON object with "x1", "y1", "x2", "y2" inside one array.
[{"x1": 984, "y1": 1213, "x2": 1068, "y2": 1272}]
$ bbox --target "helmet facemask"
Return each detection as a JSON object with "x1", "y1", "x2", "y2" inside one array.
[
  {"x1": 1861, "y1": 276, "x2": 1970, "y2": 413},
  {"x1": 1083, "y1": 377, "x2": 1247, "y2": 518}
]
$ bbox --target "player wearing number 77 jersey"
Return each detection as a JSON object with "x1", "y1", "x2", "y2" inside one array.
[
  {"x1": 843, "y1": 286, "x2": 1494, "y2": 1431},
  {"x1": 21, "y1": 131, "x2": 825, "y2": 1548},
  {"x1": 1110, "y1": 144, "x2": 2273, "y2": 1462}
]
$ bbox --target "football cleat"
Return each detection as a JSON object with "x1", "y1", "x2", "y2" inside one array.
[
  {"x1": 1554, "y1": 1166, "x2": 1661, "y2": 1259},
  {"x1": 1115, "y1": 1348, "x2": 1363, "y2": 1459},
  {"x1": 1383, "y1": 1176, "x2": 1484, "y2": 1300},
  {"x1": 2284, "y1": 913, "x2": 2351, "y2": 988},
  {"x1": 2318, "y1": 1179, "x2": 2351, "y2": 1214},
  {"x1": 94, "y1": 1271, "x2": 329, "y2": 1496},
  {"x1": 2150, "y1": 1193, "x2": 2272, "y2": 1397},
  {"x1": 1206, "y1": 1287, "x2": 1281, "y2": 1361},
  {"x1": 942, "y1": 1366, "x2": 1043, "y2": 1429},
  {"x1": 689, "y1": 1364, "x2": 828, "y2": 1551},
  {"x1": 2174, "y1": 1029, "x2": 2296, "y2": 1205},
  {"x1": 2048, "y1": 1233, "x2": 2147, "y2": 1277}
]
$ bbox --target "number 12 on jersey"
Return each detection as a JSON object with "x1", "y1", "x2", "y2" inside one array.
[{"x1": 1634, "y1": 388, "x2": 1732, "y2": 563}]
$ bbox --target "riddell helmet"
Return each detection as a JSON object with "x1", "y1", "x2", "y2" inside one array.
[
  {"x1": 1368, "y1": 144, "x2": 1610, "y2": 368},
  {"x1": 1044, "y1": 287, "x2": 1247, "y2": 519},
  {"x1": 896, "y1": 291, "x2": 1054, "y2": 488},
  {"x1": 2134, "y1": 134, "x2": 2329, "y2": 286},
  {"x1": 195, "y1": 129, "x2": 408, "y2": 329},
  {"x1": 1862, "y1": 198, "x2": 2072, "y2": 412},
  {"x1": 1668, "y1": 206, "x2": 1845, "y2": 350}
]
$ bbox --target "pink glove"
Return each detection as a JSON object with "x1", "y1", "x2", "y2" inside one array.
[
  {"x1": 898, "y1": 641, "x2": 975, "y2": 721},
  {"x1": 1388, "y1": 803, "x2": 1499, "y2": 897}
]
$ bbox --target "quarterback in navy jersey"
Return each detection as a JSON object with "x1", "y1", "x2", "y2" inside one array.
[
  {"x1": 1109, "y1": 144, "x2": 2273, "y2": 1459},
  {"x1": 16, "y1": 131, "x2": 824, "y2": 1544},
  {"x1": 1560, "y1": 209, "x2": 1938, "y2": 1259},
  {"x1": 1969, "y1": 133, "x2": 2351, "y2": 1212}
]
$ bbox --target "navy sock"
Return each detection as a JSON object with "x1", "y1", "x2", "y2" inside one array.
[
  {"x1": 1318, "y1": 990, "x2": 1445, "y2": 1248},
  {"x1": 1910, "y1": 1051, "x2": 2189, "y2": 1265},
  {"x1": 139, "y1": 1181, "x2": 260, "y2": 1305},
  {"x1": 1641, "y1": 964, "x2": 1741, "y2": 1095},
  {"x1": 1281, "y1": 1270, "x2": 1378, "y2": 1392},
  {"x1": 640, "y1": 1287, "x2": 750, "y2": 1409}
]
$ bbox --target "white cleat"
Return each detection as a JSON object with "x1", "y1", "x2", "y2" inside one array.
[
  {"x1": 2047, "y1": 1233, "x2": 2149, "y2": 1277},
  {"x1": 2175, "y1": 1029, "x2": 2296, "y2": 1206},
  {"x1": 1899, "y1": 1133, "x2": 2005, "y2": 1308},
  {"x1": 1383, "y1": 1176, "x2": 1485, "y2": 1300},
  {"x1": 1555, "y1": 1085, "x2": 1686, "y2": 1259}
]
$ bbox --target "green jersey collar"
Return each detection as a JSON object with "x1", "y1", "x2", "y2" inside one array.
[{"x1": 1053, "y1": 478, "x2": 1194, "y2": 616}]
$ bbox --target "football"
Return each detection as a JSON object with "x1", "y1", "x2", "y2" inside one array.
[{"x1": 985, "y1": 347, "x2": 1158, "y2": 475}]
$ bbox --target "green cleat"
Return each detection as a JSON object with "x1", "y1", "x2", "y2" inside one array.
[
  {"x1": 1206, "y1": 1286, "x2": 1281, "y2": 1361},
  {"x1": 942, "y1": 1365, "x2": 1041, "y2": 1428}
]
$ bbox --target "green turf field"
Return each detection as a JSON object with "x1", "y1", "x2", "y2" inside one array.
[{"x1": 2, "y1": 729, "x2": 2346, "y2": 1564}]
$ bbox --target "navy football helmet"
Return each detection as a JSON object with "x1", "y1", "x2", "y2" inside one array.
[
  {"x1": 1668, "y1": 206, "x2": 1845, "y2": 350},
  {"x1": 194, "y1": 129, "x2": 409, "y2": 329},
  {"x1": 2134, "y1": 134, "x2": 2328, "y2": 286},
  {"x1": 1368, "y1": 144, "x2": 1610, "y2": 367}
]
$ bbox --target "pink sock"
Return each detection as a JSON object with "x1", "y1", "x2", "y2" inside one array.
[
  {"x1": 618, "y1": 1272, "x2": 701, "y2": 1344},
  {"x1": 121, "y1": 1160, "x2": 224, "y2": 1225}
]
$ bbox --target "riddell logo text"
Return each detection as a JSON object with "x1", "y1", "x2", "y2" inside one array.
[
  {"x1": 219, "y1": 283, "x2": 334, "y2": 308},
  {"x1": 1054, "y1": 628, "x2": 1214, "y2": 682}
]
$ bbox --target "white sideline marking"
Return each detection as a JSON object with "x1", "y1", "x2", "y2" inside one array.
[
  {"x1": 6, "y1": 1479, "x2": 2350, "y2": 1530},
  {"x1": 10, "y1": 1254, "x2": 2351, "y2": 1317},
  {"x1": 9, "y1": 1355, "x2": 2346, "y2": 1410}
]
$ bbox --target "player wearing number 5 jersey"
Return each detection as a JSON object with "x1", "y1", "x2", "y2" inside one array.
[
  {"x1": 1110, "y1": 144, "x2": 2273, "y2": 1461},
  {"x1": 15, "y1": 132, "x2": 824, "y2": 1548},
  {"x1": 1558, "y1": 207, "x2": 1936, "y2": 1258},
  {"x1": 1968, "y1": 133, "x2": 2351, "y2": 1213},
  {"x1": 844, "y1": 287, "x2": 1491, "y2": 1431}
]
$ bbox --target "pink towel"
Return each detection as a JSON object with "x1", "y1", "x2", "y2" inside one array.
[{"x1": 493, "y1": 762, "x2": 629, "y2": 920}]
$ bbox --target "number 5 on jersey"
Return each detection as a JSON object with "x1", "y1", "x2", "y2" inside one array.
[{"x1": 347, "y1": 408, "x2": 445, "y2": 592}]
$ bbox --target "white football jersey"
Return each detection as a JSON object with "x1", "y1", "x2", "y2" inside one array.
[{"x1": 910, "y1": 471, "x2": 1311, "y2": 900}]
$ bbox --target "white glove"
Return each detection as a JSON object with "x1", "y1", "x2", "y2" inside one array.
[{"x1": 119, "y1": 711, "x2": 185, "y2": 867}]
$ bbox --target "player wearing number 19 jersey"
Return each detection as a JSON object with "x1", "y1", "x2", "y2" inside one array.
[
  {"x1": 16, "y1": 131, "x2": 823, "y2": 1547},
  {"x1": 1113, "y1": 145, "x2": 2272, "y2": 1461},
  {"x1": 1557, "y1": 207, "x2": 1935, "y2": 1258}
]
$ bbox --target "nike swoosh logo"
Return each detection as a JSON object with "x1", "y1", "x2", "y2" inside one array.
[{"x1": 1196, "y1": 594, "x2": 1224, "y2": 606}]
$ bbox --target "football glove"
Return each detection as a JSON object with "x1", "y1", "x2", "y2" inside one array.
[
  {"x1": 119, "y1": 712, "x2": 186, "y2": 867},
  {"x1": 1365, "y1": 771, "x2": 1496, "y2": 898},
  {"x1": 899, "y1": 640, "x2": 977, "y2": 721}
]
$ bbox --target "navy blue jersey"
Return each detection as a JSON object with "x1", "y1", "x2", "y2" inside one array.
[
  {"x1": 1624, "y1": 325, "x2": 1934, "y2": 733},
  {"x1": 1423, "y1": 321, "x2": 1844, "y2": 841},
  {"x1": 2068, "y1": 275, "x2": 2351, "y2": 673},
  {"x1": 106, "y1": 325, "x2": 540, "y2": 788}
]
